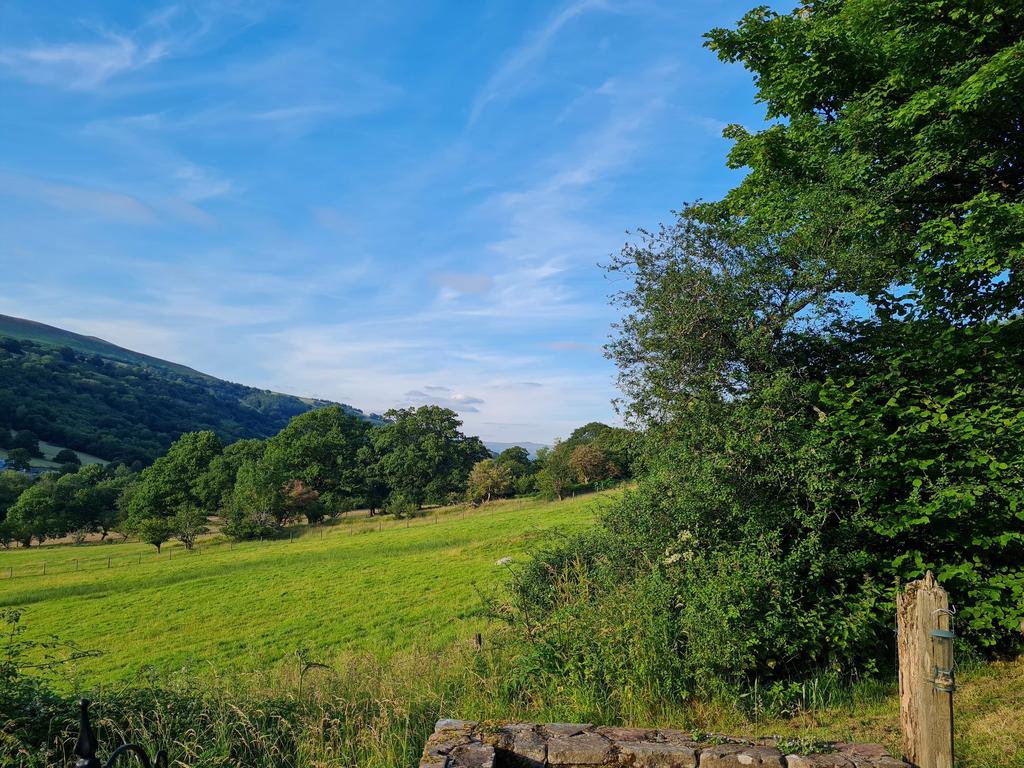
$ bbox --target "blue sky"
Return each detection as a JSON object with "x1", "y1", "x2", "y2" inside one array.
[{"x1": 0, "y1": 1, "x2": 773, "y2": 444}]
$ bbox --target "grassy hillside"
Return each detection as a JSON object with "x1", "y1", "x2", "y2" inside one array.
[
  {"x1": 0, "y1": 314, "x2": 374, "y2": 464},
  {"x1": 0, "y1": 435, "x2": 108, "y2": 469},
  {"x1": 0, "y1": 493, "x2": 605, "y2": 684}
]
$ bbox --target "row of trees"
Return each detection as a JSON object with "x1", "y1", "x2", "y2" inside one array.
[
  {"x1": 1, "y1": 408, "x2": 635, "y2": 549},
  {"x1": 114, "y1": 405, "x2": 490, "y2": 548},
  {"x1": 0, "y1": 465, "x2": 130, "y2": 548},
  {"x1": 466, "y1": 423, "x2": 635, "y2": 505},
  {"x1": 0, "y1": 407, "x2": 596, "y2": 547}
]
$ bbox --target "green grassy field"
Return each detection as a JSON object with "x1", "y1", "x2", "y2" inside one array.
[
  {"x1": 1, "y1": 431, "x2": 108, "y2": 469},
  {"x1": 2, "y1": 488, "x2": 1020, "y2": 767},
  {"x1": 0, "y1": 493, "x2": 606, "y2": 685}
]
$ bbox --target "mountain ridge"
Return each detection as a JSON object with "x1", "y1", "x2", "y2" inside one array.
[
  {"x1": 0, "y1": 314, "x2": 544, "y2": 464},
  {"x1": 0, "y1": 313, "x2": 371, "y2": 464}
]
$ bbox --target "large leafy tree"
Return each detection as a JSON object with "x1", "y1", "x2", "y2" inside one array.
[
  {"x1": 704, "y1": 0, "x2": 1023, "y2": 323},
  {"x1": 5, "y1": 476, "x2": 61, "y2": 546},
  {"x1": 261, "y1": 406, "x2": 371, "y2": 513},
  {"x1": 512, "y1": 0, "x2": 1024, "y2": 699},
  {"x1": 371, "y1": 406, "x2": 490, "y2": 508},
  {"x1": 223, "y1": 458, "x2": 287, "y2": 539},
  {"x1": 698, "y1": 0, "x2": 1024, "y2": 650},
  {"x1": 495, "y1": 446, "x2": 533, "y2": 480},
  {"x1": 0, "y1": 471, "x2": 32, "y2": 547},
  {"x1": 535, "y1": 442, "x2": 574, "y2": 501},
  {"x1": 194, "y1": 438, "x2": 266, "y2": 512},
  {"x1": 466, "y1": 459, "x2": 513, "y2": 504},
  {"x1": 124, "y1": 431, "x2": 223, "y2": 523}
]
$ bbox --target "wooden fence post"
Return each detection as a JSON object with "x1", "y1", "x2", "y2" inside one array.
[{"x1": 897, "y1": 571, "x2": 954, "y2": 768}]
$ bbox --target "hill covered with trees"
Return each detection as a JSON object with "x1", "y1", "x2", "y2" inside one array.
[{"x1": 0, "y1": 314, "x2": 373, "y2": 465}]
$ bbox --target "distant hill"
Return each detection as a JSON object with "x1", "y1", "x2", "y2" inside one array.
[
  {"x1": 0, "y1": 314, "x2": 374, "y2": 465},
  {"x1": 0, "y1": 314, "x2": 217, "y2": 381},
  {"x1": 484, "y1": 441, "x2": 549, "y2": 458}
]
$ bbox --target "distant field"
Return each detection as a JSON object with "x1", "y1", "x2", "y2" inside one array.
[
  {"x1": 0, "y1": 492, "x2": 608, "y2": 685},
  {"x1": 1, "y1": 431, "x2": 108, "y2": 469}
]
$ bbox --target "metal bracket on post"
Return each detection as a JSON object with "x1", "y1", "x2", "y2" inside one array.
[
  {"x1": 897, "y1": 572, "x2": 955, "y2": 768},
  {"x1": 73, "y1": 699, "x2": 169, "y2": 768}
]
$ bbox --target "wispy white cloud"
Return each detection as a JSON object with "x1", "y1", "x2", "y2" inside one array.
[
  {"x1": 403, "y1": 388, "x2": 485, "y2": 413},
  {"x1": 250, "y1": 322, "x2": 615, "y2": 442},
  {"x1": 0, "y1": 171, "x2": 155, "y2": 223},
  {"x1": 0, "y1": 3, "x2": 236, "y2": 91},
  {"x1": 172, "y1": 163, "x2": 234, "y2": 202},
  {"x1": 470, "y1": 0, "x2": 613, "y2": 124},
  {"x1": 0, "y1": 33, "x2": 167, "y2": 90},
  {"x1": 456, "y1": 62, "x2": 678, "y2": 326}
]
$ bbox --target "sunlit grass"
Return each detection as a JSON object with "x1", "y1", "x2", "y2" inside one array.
[
  {"x1": 3, "y1": 487, "x2": 1018, "y2": 768},
  {"x1": 0, "y1": 493, "x2": 607, "y2": 684}
]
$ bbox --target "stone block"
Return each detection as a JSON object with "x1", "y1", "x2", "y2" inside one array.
[
  {"x1": 446, "y1": 741, "x2": 496, "y2": 768},
  {"x1": 785, "y1": 754, "x2": 855, "y2": 768},
  {"x1": 617, "y1": 739, "x2": 698, "y2": 767},
  {"x1": 543, "y1": 723, "x2": 595, "y2": 738},
  {"x1": 597, "y1": 726, "x2": 659, "y2": 742},
  {"x1": 483, "y1": 723, "x2": 547, "y2": 766},
  {"x1": 437, "y1": 719, "x2": 478, "y2": 734},
  {"x1": 420, "y1": 727, "x2": 472, "y2": 768},
  {"x1": 700, "y1": 743, "x2": 784, "y2": 767},
  {"x1": 547, "y1": 730, "x2": 613, "y2": 765},
  {"x1": 510, "y1": 725, "x2": 548, "y2": 766},
  {"x1": 656, "y1": 730, "x2": 699, "y2": 748},
  {"x1": 832, "y1": 743, "x2": 910, "y2": 768}
]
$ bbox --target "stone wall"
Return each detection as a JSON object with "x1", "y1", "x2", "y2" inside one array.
[{"x1": 420, "y1": 720, "x2": 910, "y2": 768}]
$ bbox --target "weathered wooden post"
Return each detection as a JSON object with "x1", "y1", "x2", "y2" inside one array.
[{"x1": 897, "y1": 571, "x2": 955, "y2": 768}]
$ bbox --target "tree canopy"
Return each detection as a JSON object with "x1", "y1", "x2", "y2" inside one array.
[{"x1": 510, "y1": 0, "x2": 1024, "y2": 702}]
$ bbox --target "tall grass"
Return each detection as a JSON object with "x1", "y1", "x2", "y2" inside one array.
[{"x1": 5, "y1": 637, "x2": 1022, "y2": 767}]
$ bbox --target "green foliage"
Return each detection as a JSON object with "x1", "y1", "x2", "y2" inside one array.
[
  {"x1": 568, "y1": 443, "x2": 609, "y2": 485},
  {"x1": 704, "y1": 0, "x2": 1024, "y2": 324},
  {"x1": 1, "y1": 464, "x2": 128, "y2": 547},
  {"x1": 371, "y1": 406, "x2": 490, "y2": 508},
  {"x1": 135, "y1": 517, "x2": 173, "y2": 552},
  {"x1": 5, "y1": 449, "x2": 33, "y2": 472},
  {"x1": 6, "y1": 476, "x2": 61, "y2": 546},
  {"x1": 535, "y1": 442, "x2": 574, "y2": 500},
  {"x1": 173, "y1": 506, "x2": 209, "y2": 551},
  {"x1": 261, "y1": 406, "x2": 371, "y2": 511},
  {"x1": 466, "y1": 459, "x2": 513, "y2": 504},
  {"x1": 224, "y1": 458, "x2": 288, "y2": 539},
  {"x1": 52, "y1": 449, "x2": 80, "y2": 466},
  {"x1": 813, "y1": 320, "x2": 1024, "y2": 648},
  {"x1": 10, "y1": 431, "x2": 42, "y2": 458},
  {"x1": 194, "y1": 438, "x2": 266, "y2": 512},
  {"x1": 0, "y1": 470, "x2": 32, "y2": 548},
  {"x1": 0, "y1": 334, "x2": 366, "y2": 465},
  {"x1": 509, "y1": 0, "x2": 1024, "y2": 704},
  {"x1": 495, "y1": 446, "x2": 534, "y2": 480},
  {"x1": 125, "y1": 431, "x2": 223, "y2": 525}
]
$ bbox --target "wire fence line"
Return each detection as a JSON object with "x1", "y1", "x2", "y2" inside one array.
[{"x1": 0, "y1": 498, "x2": 536, "y2": 581}]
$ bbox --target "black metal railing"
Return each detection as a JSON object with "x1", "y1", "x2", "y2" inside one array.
[{"x1": 73, "y1": 699, "x2": 168, "y2": 768}]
